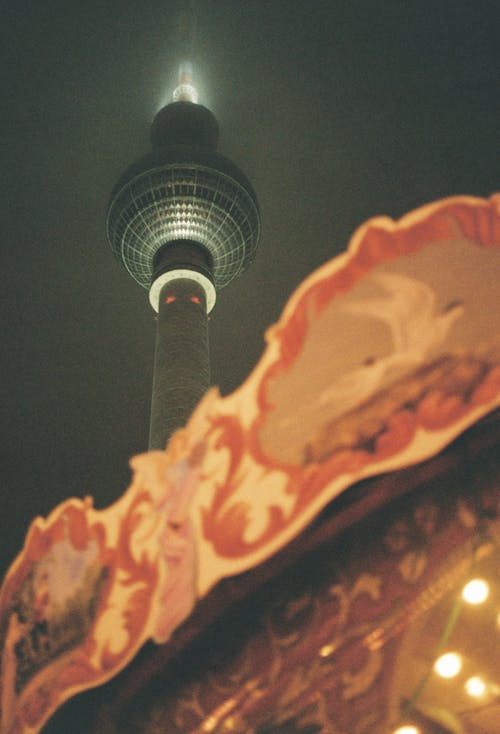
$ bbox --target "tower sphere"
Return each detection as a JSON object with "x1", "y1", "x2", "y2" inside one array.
[{"x1": 106, "y1": 99, "x2": 260, "y2": 307}]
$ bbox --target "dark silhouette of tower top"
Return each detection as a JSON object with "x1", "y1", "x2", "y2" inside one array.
[{"x1": 106, "y1": 63, "x2": 260, "y2": 312}]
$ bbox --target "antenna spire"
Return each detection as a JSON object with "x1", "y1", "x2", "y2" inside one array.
[{"x1": 173, "y1": 61, "x2": 198, "y2": 103}]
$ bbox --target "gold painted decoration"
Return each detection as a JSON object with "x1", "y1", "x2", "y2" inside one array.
[
  {"x1": 192, "y1": 193, "x2": 500, "y2": 591},
  {"x1": 0, "y1": 436, "x2": 200, "y2": 733},
  {"x1": 130, "y1": 456, "x2": 500, "y2": 734},
  {"x1": 0, "y1": 194, "x2": 499, "y2": 732}
]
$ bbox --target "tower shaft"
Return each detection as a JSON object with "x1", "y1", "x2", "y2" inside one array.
[{"x1": 149, "y1": 277, "x2": 209, "y2": 449}]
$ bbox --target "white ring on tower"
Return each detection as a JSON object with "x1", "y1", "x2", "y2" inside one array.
[{"x1": 149, "y1": 269, "x2": 217, "y2": 314}]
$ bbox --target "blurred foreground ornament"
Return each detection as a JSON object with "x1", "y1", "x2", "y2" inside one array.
[{"x1": 0, "y1": 193, "x2": 499, "y2": 733}]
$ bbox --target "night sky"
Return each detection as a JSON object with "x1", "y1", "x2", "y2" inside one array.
[{"x1": 1, "y1": 0, "x2": 499, "y2": 585}]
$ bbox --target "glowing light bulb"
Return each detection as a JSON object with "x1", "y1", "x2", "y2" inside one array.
[
  {"x1": 434, "y1": 652, "x2": 462, "y2": 678},
  {"x1": 465, "y1": 676, "x2": 487, "y2": 697},
  {"x1": 319, "y1": 643, "x2": 335, "y2": 657},
  {"x1": 462, "y1": 578, "x2": 490, "y2": 604},
  {"x1": 393, "y1": 726, "x2": 421, "y2": 734},
  {"x1": 173, "y1": 61, "x2": 199, "y2": 103}
]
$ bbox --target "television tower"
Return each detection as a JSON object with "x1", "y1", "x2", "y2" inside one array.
[{"x1": 107, "y1": 64, "x2": 260, "y2": 449}]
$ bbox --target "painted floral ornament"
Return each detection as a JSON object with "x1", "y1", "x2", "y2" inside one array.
[{"x1": 0, "y1": 194, "x2": 499, "y2": 733}]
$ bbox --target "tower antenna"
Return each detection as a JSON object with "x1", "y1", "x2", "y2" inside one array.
[{"x1": 173, "y1": 61, "x2": 198, "y2": 103}]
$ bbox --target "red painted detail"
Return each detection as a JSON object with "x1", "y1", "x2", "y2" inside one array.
[
  {"x1": 190, "y1": 296, "x2": 201, "y2": 305},
  {"x1": 164, "y1": 295, "x2": 176, "y2": 304}
]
